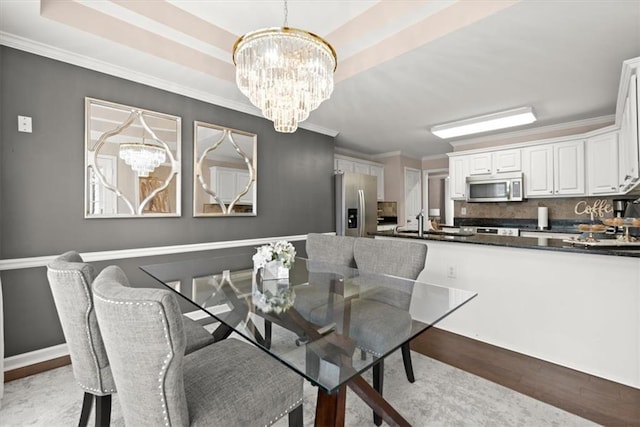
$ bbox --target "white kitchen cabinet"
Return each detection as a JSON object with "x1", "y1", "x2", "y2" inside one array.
[
  {"x1": 554, "y1": 139, "x2": 585, "y2": 195},
  {"x1": 618, "y1": 74, "x2": 640, "y2": 192},
  {"x1": 449, "y1": 155, "x2": 469, "y2": 199},
  {"x1": 468, "y1": 149, "x2": 521, "y2": 175},
  {"x1": 335, "y1": 155, "x2": 385, "y2": 200},
  {"x1": 493, "y1": 149, "x2": 521, "y2": 173},
  {"x1": 523, "y1": 140, "x2": 585, "y2": 197},
  {"x1": 370, "y1": 165, "x2": 385, "y2": 200},
  {"x1": 523, "y1": 145, "x2": 554, "y2": 196},
  {"x1": 468, "y1": 153, "x2": 492, "y2": 175},
  {"x1": 335, "y1": 158, "x2": 355, "y2": 173},
  {"x1": 587, "y1": 131, "x2": 620, "y2": 195},
  {"x1": 354, "y1": 162, "x2": 371, "y2": 175}
]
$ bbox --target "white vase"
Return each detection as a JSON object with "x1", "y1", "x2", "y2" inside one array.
[{"x1": 262, "y1": 260, "x2": 289, "y2": 280}]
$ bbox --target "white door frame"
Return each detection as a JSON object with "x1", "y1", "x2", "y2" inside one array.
[
  {"x1": 404, "y1": 167, "x2": 422, "y2": 229},
  {"x1": 424, "y1": 168, "x2": 450, "y2": 225}
]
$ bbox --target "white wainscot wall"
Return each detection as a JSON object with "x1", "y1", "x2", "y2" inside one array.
[{"x1": 378, "y1": 236, "x2": 640, "y2": 389}]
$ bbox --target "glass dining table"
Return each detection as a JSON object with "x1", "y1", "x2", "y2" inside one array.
[{"x1": 140, "y1": 253, "x2": 477, "y2": 427}]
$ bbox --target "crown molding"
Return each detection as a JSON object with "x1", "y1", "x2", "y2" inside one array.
[
  {"x1": 446, "y1": 115, "x2": 614, "y2": 148},
  {"x1": 370, "y1": 150, "x2": 404, "y2": 159},
  {"x1": 0, "y1": 32, "x2": 340, "y2": 137},
  {"x1": 421, "y1": 153, "x2": 448, "y2": 161}
]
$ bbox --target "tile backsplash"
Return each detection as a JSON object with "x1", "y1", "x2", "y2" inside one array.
[{"x1": 454, "y1": 196, "x2": 636, "y2": 221}]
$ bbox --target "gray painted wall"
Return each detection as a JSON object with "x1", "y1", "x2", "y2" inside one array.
[{"x1": 0, "y1": 47, "x2": 335, "y2": 356}]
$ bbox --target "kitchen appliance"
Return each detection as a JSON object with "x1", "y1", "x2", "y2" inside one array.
[
  {"x1": 465, "y1": 172, "x2": 524, "y2": 202},
  {"x1": 336, "y1": 172, "x2": 377, "y2": 237},
  {"x1": 613, "y1": 199, "x2": 630, "y2": 218},
  {"x1": 613, "y1": 199, "x2": 632, "y2": 234},
  {"x1": 460, "y1": 226, "x2": 520, "y2": 236}
]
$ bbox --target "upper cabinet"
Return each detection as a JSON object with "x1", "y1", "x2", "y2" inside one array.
[
  {"x1": 494, "y1": 149, "x2": 522, "y2": 173},
  {"x1": 587, "y1": 131, "x2": 619, "y2": 195},
  {"x1": 553, "y1": 139, "x2": 585, "y2": 195},
  {"x1": 522, "y1": 139, "x2": 585, "y2": 197},
  {"x1": 449, "y1": 155, "x2": 469, "y2": 200},
  {"x1": 468, "y1": 152, "x2": 492, "y2": 175},
  {"x1": 522, "y1": 145, "x2": 554, "y2": 196},
  {"x1": 334, "y1": 155, "x2": 385, "y2": 200},
  {"x1": 618, "y1": 74, "x2": 640, "y2": 192},
  {"x1": 468, "y1": 149, "x2": 521, "y2": 176}
]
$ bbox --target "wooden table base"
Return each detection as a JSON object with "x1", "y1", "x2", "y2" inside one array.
[{"x1": 315, "y1": 376, "x2": 411, "y2": 427}]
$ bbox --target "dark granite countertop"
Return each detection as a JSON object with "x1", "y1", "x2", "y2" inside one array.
[{"x1": 371, "y1": 231, "x2": 640, "y2": 258}]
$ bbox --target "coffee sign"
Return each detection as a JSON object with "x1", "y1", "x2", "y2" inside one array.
[{"x1": 574, "y1": 199, "x2": 612, "y2": 218}]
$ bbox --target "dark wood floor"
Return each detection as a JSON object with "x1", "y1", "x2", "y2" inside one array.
[
  {"x1": 6, "y1": 330, "x2": 640, "y2": 425},
  {"x1": 412, "y1": 327, "x2": 640, "y2": 426}
]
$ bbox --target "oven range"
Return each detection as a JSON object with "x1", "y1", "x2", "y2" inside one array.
[{"x1": 460, "y1": 226, "x2": 520, "y2": 237}]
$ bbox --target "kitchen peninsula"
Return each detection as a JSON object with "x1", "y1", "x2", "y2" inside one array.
[{"x1": 373, "y1": 232, "x2": 640, "y2": 391}]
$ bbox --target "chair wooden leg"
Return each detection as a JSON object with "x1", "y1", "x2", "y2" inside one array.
[
  {"x1": 373, "y1": 358, "x2": 384, "y2": 426},
  {"x1": 78, "y1": 392, "x2": 94, "y2": 427},
  {"x1": 95, "y1": 395, "x2": 112, "y2": 427},
  {"x1": 401, "y1": 342, "x2": 415, "y2": 383},
  {"x1": 288, "y1": 404, "x2": 303, "y2": 427}
]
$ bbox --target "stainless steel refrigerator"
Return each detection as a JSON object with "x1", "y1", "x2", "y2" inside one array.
[{"x1": 335, "y1": 172, "x2": 378, "y2": 237}]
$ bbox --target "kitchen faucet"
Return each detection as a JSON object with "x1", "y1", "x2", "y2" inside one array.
[{"x1": 416, "y1": 210, "x2": 424, "y2": 237}]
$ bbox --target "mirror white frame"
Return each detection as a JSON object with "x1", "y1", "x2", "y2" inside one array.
[
  {"x1": 193, "y1": 121, "x2": 257, "y2": 217},
  {"x1": 84, "y1": 97, "x2": 181, "y2": 218}
]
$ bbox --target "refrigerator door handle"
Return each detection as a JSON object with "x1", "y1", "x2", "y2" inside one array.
[{"x1": 358, "y1": 189, "x2": 365, "y2": 237}]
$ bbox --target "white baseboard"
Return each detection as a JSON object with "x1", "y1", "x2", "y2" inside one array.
[{"x1": 4, "y1": 344, "x2": 69, "y2": 372}]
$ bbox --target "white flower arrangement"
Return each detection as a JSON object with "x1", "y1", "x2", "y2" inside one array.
[{"x1": 252, "y1": 240, "x2": 296, "y2": 270}]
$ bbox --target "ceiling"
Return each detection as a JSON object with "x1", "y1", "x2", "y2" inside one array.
[{"x1": 1, "y1": 0, "x2": 639, "y2": 159}]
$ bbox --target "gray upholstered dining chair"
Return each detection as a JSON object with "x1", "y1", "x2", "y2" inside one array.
[
  {"x1": 349, "y1": 238, "x2": 427, "y2": 425},
  {"x1": 46, "y1": 251, "x2": 216, "y2": 426},
  {"x1": 92, "y1": 265, "x2": 304, "y2": 427},
  {"x1": 293, "y1": 233, "x2": 357, "y2": 320}
]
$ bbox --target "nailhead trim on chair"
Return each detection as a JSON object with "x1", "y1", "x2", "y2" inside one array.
[
  {"x1": 94, "y1": 296, "x2": 175, "y2": 427},
  {"x1": 50, "y1": 268, "x2": 116, "y2": 394},
  {"x1": 358, "y1": 345, "x2": 383, "y2": 358},
  {"x1": 264, "y1": 398, "x2": 303, "y2": 427}
]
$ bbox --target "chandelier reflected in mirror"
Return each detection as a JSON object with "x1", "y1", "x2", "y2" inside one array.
[
  {"x1": 119, "y1": 138, "x2": 166, "y2": 177},
  {"x1": 232, "y1": 1, "x2": 337, "y2": 133}
]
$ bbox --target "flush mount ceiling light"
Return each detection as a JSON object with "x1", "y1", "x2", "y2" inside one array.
[
  {"x1": 431, "y1": 107, "x2": 537, "y2": 139},
  {"x1": 232, "y1": 0, "x2": 337, "y2": 133}
]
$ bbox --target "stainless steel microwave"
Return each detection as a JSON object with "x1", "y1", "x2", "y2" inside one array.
[{"x1": 465, "y1": 172, "x2": 524, "y2": 202}]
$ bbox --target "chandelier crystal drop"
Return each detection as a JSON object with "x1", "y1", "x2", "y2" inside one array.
[
  {"x1": 233, "y1": 27, "x2": 337, "y2": 133},
  {"x1": 118, "y1": 143, "x2": 166, "y2": 177}
]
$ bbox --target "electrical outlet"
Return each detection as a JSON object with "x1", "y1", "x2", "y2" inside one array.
[
  {"x1": 461, "y1": 207, "x2": 467, "y2": 216},
  {"x1": 18, "y1": 115, "x2": 32, "y2": 133},
  {"x1": 447, "y1": 265, "x2": 456, "y2": 279}
]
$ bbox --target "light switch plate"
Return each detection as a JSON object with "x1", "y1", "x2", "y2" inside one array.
[{"x1": 18, "y1": 115, "x2": 32, "y2": 133}]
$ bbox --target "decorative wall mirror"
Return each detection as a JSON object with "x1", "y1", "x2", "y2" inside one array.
[
  {"x1": 84, "y1": 98, "x2": 181, "y2": 218},
  {"x1": 193, "y1": 121, "x2": 257, "y2": 217}
]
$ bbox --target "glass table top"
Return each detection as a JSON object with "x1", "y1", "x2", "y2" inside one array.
[{"x1": 140, "y1": 253, "x2": 477, "y2": 393}]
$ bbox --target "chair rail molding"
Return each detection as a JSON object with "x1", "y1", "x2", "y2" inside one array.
[{"x1": 0, "y1": 234, "x2": 323, "y2": 271}]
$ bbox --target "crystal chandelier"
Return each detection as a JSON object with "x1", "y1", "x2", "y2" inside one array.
[
  {"x1": 119, "y1": 142, "x2": 166, "y2": 177},
  {"x1": 232, "y1": 0, "x2": 337, "y2": 133}
]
